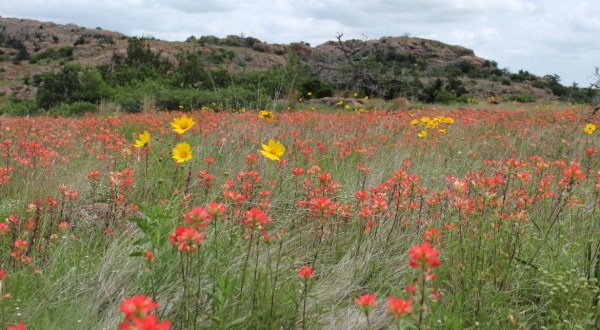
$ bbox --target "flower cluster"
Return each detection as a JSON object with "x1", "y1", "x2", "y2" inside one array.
[
  {"x1": 118, "y1": 295, "x2": 171, "y2": 330},
  {"x1": 168, "y1": 226, "x2": 203, "y2": 253},
  {"x1": 411, "y1": 115, "x2": 455, "y2": 138},
  {"x1": 170, "y1": 114, "x2": 196, "y2": 163},
  {"x1": 353, "y1": 242, "x2": 440, "y2": 326}
]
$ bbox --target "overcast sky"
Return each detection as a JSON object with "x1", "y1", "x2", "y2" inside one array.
[{"x1": 1, "y1": 0, "x2": 599, "y2": 86}]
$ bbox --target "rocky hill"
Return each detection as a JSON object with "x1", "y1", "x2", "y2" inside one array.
[{"x1": 0, "y1": 16, "x2": 563, "y2": 107}]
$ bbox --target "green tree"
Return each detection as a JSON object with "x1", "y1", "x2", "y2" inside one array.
[
  {"x1": 543, "y1": 74, "x2": 568, "y2": 97},
  {"x1": 102, "y1": 37, "x2": 171, "y2": 86},
  {"x1": 35, "y1": 64, "x2": 112, "y2": 109},
  {"x1": 172, "y1": 52, "x2": 208, "y2": 88}
]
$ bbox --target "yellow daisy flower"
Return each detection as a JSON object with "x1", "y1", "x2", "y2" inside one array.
[
  {"x1": 259, "y1": 139, "x2": 285, "y2": 161},
  {"x1": 134, "y1": 131, "x2": 150, "y2": 148},
  {"x1": 172, "y1": 142, "x2": 193, "y2": 163},
  {"x1": 584, "y1": 123, "x2": 597, "y2": 135},
  {"x1": 259, "y1": 110, "x2": 274, "y2": 122},
  {"x1": 171, "y1": 115, "x2": 195, "y2": 135}
]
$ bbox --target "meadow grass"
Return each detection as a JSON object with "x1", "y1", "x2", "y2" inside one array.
[{"x1": 0, "y1": 104, "x2": 599, "y2": 329}]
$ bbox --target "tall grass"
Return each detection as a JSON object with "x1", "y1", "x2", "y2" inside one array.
[{"x1": 0, "y1": 104, "x2": 599, "y2": 329}]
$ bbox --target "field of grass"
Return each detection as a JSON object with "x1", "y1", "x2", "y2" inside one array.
[{"x1": 1, "y1": 103, "x2": 600, "y2": 329}]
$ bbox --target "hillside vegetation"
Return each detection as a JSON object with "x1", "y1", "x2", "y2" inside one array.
[{"x1": 0, "y1": 17, "x2": 597, "y2": 115}]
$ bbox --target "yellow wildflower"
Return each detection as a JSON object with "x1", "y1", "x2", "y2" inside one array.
[
  {"x1": 584, "y1": 123, "x2": 597, "y2": 135},
  {"x1": 442, "y1": 117, "x2": 455, "y2": 124},
  {"x1": 134, "y1": 131, "x2": 150, "y2": 148},
  {"x1": 172, "y1": 142, "x2": 193, "y2": 163},
  {"x1": 260, "y1": 139, "x2": 285, "y2": 161},
  {"x1": 259, "y1": 110, "x2": 274, "y2": 122},
  {"x1": 171, "y1": 115, "x2": 195, "y2": 135}
]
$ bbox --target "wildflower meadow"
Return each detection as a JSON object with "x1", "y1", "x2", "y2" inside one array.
[{"x1": 1, "y1": 103, "x2": 600, "y2": 329}]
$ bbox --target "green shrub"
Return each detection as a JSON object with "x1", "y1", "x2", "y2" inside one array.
[
  {"x1": 506, "y1": 93, "x2": 536, "y2": 103},
  {"x1": 434, "y1": 89, "x2": 456, "y2": 104},
  {"x1": 0, "y1": 98, "x2": 41, "y2": 116},
  {"x1": 531, "y1": 81, "x2": 546, "y2": 89},
  {"x1": 35, "y1": 64, "x2": 112, "y2": 109},
  {"x1": 48, "y1": 101, "x2": 97, "y2": 116}
]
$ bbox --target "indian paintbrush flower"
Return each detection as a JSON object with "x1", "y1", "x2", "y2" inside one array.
[{"x1": 388, "y1": 296, "x2": 413, "y2": 319}]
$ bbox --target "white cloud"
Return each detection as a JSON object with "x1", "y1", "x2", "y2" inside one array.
[{"x1": 569, "y1": 1, "x2": 600, "y2": 32}]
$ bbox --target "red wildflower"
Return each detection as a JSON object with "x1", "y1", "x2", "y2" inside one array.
[
  {"x1": 560, "y1": 162, "x2": 584, "y2": 187},
  {"x1": 196, "y1": 170, "x2": 214, "y2": 186},
  {"x1": 7, "y1": 323, "x2": 26, "y2": 330},
  {"x1": 0, "y1": 223, "x2": 9, "y2": 236},
  {"x1": 388, "y1": 296, "x2": 413, "y2": 319},
  {"x1": 168, "y1": 226, "x2": 203, "y2": 253},
  {"x1": 58, "y1": 221, "x2": 70, "y2": 232},
  {"x1": 119, "y1": 314, "x2": 171, "y2": 330},
  {"x1": 119, "y1": 295, "x2": 158, "y2": 321},
  {"x1": 8, "y1": 214, "x2": 19, "y2": 224},
  {"x1": 88, "y1": 170, "x2": 100, "y2": 182},
  {"x1": 291, "y1": 166, "x2": 305, "y2": 176},
  {"x1": 12, "y1": 238, "x2": 28, "y2": 252},
  {"x1": 204, "y1": 156, "x2": 214, "y2": 165},
  {"x1": 309, "y1": 197, "x2": 334, "y2": 218},
  {"x1": 206, "y1": 202, "x2": 226, "y2": 218},
  {"x1": 354, "y1": 293, "x2": 377, "y2": 314},
  {"x1": 408, "y1": 242, "x2": 440, "y2": 269},
  {"x1": 183, "y1": 207, "x2": 212, "y2": 229},
  {"x1": 423, "y1": 228, "x2": 442, "y2": 244},
  {"x1": 145, "y1": 251, "x2": 155, "y2": 263},
  {"x1": 297, "y1": 265, "x2": 313, "y2": 280},
  {"x1": 242, "y1": 208, "x2": 271, "y2": 230}
]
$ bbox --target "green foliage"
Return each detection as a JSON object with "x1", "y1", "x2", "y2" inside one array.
[
  {"x1": 506, "y1": 93, "x2": 537, "y2": 103},
  {"x1": 419, "y1": 77, "x2": 466, "y2": 103},
  {"x1": 510, "y1": 69, "x2": 536, "y2": 82},
  {"x1": 0, "y1": 98, "x2": 40, "y2": 116},
  {"x1": 48, "y1": 101, "x2": 97, "y2": 116},
  {"x1": 35, "y1": 64, "x2": 112, "y2": 109},
  {"x1": 12, "y1": 41, "x2": 29, "y2": 64},
  {"x1": 434, "y1": 89, "x2": 456, "y2": 104},
  {"x1": 102, "y1": 37, "x2": 172, "y2": 86},
  {"x1": 544, "y1": 74, "x2": 568, "y2": 97},
  {"x1": 566, "y1": 85, "x2": 597, "y2": 104},
  {"x1": 29, "y1": 46, "x2": 74, "y2": 63},
  {"x1": 6, "y1": 32, "x2": 598, "y2": 112},
  {"x1": 172, "y1": 52, "x2": 209, "y2": 88}
]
